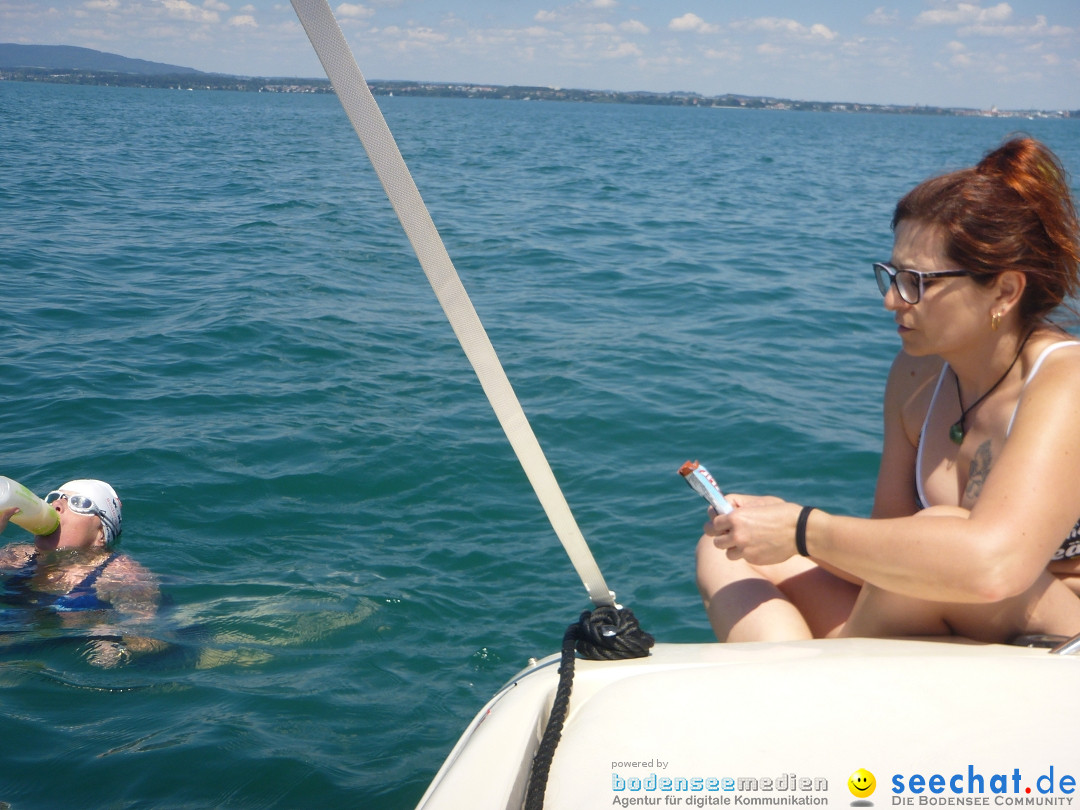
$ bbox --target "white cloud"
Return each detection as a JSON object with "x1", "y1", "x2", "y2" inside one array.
[
  {"x1": 865, "y1": 7, "x2": 899, "y2": 26},
  {"x1": 668, "y1": 13, "x2": 717, "y2": 34},
  {"x1": 204, "y1": 0, "x2": 229, "y2": 12},
  {"x1": 732, "y1": 17, "x2": 838, "y2": 41},
  {"x1": 961, "y1": 14, "x2": 1073, "y2": 38},
  {"x1": 916, "y1": 2, "x2": 1012, "y2": 27},
  {"x1": 336, "y1": 3, "x2": 374, "y2": 19},
  {"x1": 84, "y1": 0, "x2": 121, "y2": 10},
  {"x1": 620, "y1": 19, "x2": 648, "y2": 35},
  {"x1": 591, "y1": 0, "x2": 617, "y2": 8},
  {"x1": 160, "y1": 0, "x2": 220, "y2": 23},
  {"x1": 403, "y1": 26, "x2": 447, "y2": 45},
  {"x1": 521, "y1": 26, "x2": 556, "y2": 39},
  {"x1": 742, "y1": 17, "x2": 800, "y2": 34},
  {"x1": 604, "y1": 41, "x2": 640, "y2": 59},
  {"x1": 228, "y1": 14, "x2": 256, "y2": 28}
]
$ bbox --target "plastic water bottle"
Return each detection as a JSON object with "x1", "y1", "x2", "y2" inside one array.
[{"x1": 0, "y1": 476, "x2": 60, "y2": 536}]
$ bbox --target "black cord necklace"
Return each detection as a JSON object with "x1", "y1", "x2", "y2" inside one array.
[{"x1": 949, "y1": 330, "x2": 1032, "y2": 445}]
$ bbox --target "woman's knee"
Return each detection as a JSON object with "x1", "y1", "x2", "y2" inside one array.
[
  {"x1": 696, "y1": 532, "x2": 738, "y2": 596},
  {"x1": 695, "y1": 531, "x2": 715, "y2": 566}
]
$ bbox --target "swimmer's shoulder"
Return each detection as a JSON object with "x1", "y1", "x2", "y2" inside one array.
[
  {"x1": 100, "y1": 552, "x2": 155, "y2": 580},
  {"x1": 0, "y1": 543, "x2": 36, "y2": 570}
]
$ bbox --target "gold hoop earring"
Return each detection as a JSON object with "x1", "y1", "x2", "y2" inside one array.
[{"x1": 991, "y1": 311, "x2": 1002, "y2": 331}]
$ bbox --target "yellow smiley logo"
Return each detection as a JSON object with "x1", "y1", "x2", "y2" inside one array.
[{"x1": 848, "y1": 768, "x2": 876, "y2": 798}]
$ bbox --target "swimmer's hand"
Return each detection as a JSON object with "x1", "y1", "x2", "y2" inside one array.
[{"x1": 0, "y1": 507, "x2": 19, "y2": 535}]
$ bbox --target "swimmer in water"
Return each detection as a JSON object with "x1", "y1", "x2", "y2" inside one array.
[{"x1": 0, "y1": 480, "x2": 160, "y2": 665}]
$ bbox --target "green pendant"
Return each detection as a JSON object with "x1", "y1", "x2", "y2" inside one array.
[{"x1": 949, "y1": 421, "x2": 965, "y2": 445}]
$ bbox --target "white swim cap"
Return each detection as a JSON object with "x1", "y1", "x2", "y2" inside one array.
[{"x1": 58, "y1": 479, "x2": 122, "y2": 546}]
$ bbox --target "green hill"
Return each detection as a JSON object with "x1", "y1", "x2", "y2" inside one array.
[{"x1": 0, "y1": 43, "x2": 201, "y2": 75}]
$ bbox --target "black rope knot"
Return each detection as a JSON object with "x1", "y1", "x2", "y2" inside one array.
[
  {"x1": 524, "y1": 606, "x2": 654, "y2": 810},
  {"x1": 573, "y1": 604, "x2": 654, "y2": 661}
]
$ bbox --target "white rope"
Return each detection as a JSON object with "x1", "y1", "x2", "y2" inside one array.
[{"x1": 291, "y1": 0, "x2": 615, "y2": 608}]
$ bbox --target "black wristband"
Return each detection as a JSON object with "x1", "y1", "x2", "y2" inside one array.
[{"x1": 795, "y1": 506, "x2": 815, "y2": 558}]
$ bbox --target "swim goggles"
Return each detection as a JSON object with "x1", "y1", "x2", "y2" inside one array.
[
  {"x1": 46, "y1": 491, "x2": 106, "y2": 519},
  {"x1": 873, "y1": 262, "x2": 973, "y2": 305}
]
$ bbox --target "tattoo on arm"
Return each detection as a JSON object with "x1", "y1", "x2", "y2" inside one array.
[{"x1": 964, "y1": 440, "x2": 993, "y2": 502}]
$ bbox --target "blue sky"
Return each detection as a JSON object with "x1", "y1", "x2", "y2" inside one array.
[{"x1": 3, "y1": 1, "x2": 1078, "y2": 110}]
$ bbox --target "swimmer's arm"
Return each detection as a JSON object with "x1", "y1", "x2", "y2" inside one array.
[
  {"x1": 110, "y1": 589, "x2": 161, "y2": 619},
  {"x1": 0, "y1": 542, "x2": 35, "y2": 569},
  {"x1": 97, "y1": 556, "x2": 161, "y2": 619}
]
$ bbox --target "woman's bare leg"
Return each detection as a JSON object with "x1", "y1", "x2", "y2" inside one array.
[
  {"x1": 696, "y1": 533, "x2": 860, "y2": 642},
  {"x1": 841, "y1": 585, "x2": 950, "y2": 638},
  {"x1": 843, "y1": 571, "x2": 1080, "y2": 642}
]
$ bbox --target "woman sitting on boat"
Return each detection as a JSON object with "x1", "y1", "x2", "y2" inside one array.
[
  {"x1": 696, "y1": 136, "x2": 1080, "y2": 644},
  {"x1": 0, "y1": 479, "x2": 159, "y2": 619}
]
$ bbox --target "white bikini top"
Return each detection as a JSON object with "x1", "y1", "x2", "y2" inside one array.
[{"x1": 915, "y1": 340, "x2": 1080, "y2": 509}]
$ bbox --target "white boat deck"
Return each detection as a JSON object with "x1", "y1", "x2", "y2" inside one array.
[{"x1": 418, "y1": 638, "x2": 1080, "y2": 809}]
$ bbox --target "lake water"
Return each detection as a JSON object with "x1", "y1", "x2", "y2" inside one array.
[{"x1": 1, "y1": 79, "x2": 1077, "y2": 808}]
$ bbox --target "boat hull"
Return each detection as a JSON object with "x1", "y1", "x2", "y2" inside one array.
[{"x1": 417, "y1": 637, "x2": 1080, "y2": 809}]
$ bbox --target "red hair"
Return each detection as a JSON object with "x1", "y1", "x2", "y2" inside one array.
[{"x1": 893, "y1": 137, "x2": 1080, "y2": 323}]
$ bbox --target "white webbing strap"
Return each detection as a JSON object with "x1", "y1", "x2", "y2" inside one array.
[{"x1": 291, "y1": 0, "x2": 615, "y2": 608}]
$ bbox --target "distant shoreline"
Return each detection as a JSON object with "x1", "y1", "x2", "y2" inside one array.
[{"x1": 2, "y1": 67, "x2": 1075, "y2": 120}]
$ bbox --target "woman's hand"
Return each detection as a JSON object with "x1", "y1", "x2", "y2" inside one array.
[
  {"x1": 718, "y1": 493, "x2": 786, "y2": 510},
  {"x1": 703, "y1": 495, "x2": 806, "y2": 566}
]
